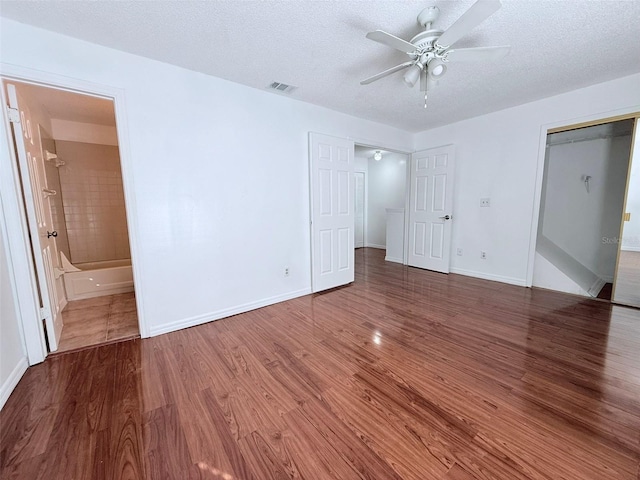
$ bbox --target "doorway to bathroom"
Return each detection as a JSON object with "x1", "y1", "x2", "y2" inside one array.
[{"x1": 2, "y1": 80, "x2": 139, "y2": 353}]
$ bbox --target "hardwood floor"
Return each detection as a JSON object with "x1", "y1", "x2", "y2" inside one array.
[
  {"x1": 56, "y1": 292, "x2": 139, "y2": 353},
  {"x1": 1, "y1": 248, "x2": 639, "y2": 479}
]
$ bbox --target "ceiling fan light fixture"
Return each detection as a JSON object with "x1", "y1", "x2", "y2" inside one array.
[
  {"x1": 373, "y1": 151, "x2": 382, "y2": 161},
  {"x1": 428, "y1": 60, "x2": 447, "y2": 79},
  {"x1": 403, "y1": 64, "x2": 422, "y2": 87}
]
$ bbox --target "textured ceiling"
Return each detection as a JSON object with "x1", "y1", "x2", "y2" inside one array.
[
  {"x1": 1, "y1": 1, "x2": 639, "y2": 132},
  {"x1": 15, "y1": 82, "x2": 116, "y2": 126}
]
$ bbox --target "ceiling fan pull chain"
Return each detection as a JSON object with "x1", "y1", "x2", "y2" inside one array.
[{"x1": 424, "y1": 93, "x2": 428, "y2": 109}]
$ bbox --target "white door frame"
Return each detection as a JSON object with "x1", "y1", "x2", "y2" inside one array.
[
  {"x1": 525, "y1": 106, "x2": 640, "y2": 288},
  {"x1": 353, "y1": 171, "x2": 366, "y2": 249},
  {"x1": 0, "y1": 64, "x2": 149, "y2": 365}
]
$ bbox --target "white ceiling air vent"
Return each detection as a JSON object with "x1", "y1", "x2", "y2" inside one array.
[{"x1": 268, "y1": 82, "x2": 297, "y2": 94}]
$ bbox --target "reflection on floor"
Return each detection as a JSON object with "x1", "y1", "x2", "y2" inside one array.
[
  {"x1": 56, "y1": 292, "x2": 139, "y2": 353},
  {"x1": 614, "y1": 250, "x2": 640, "y2": 307}
]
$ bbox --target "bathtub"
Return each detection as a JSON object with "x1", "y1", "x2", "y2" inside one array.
[{"x1": 62, "y1": 255, "x2": 134, "y2": 301}]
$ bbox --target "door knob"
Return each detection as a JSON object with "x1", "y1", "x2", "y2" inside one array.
[
  {"x1": 439, "y1": 215, "x2": 451, "y2": 220},
  {"x1": 47, "y1": 231, "x2": 58, "y2": 238}
]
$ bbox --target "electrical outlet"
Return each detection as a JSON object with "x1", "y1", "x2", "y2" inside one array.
[
  {"x1": 480, "y1": 251, "x2": 487, "y2": 260},
  {"x1": 480, "y1": 198, "x2": 491, "y2": 207},
  {"x1": 284, "y1": 267, "x2": 290, "y2": 277},
  {"x1": 457, "y1": 248, "x2": 463, "y2": 256}
]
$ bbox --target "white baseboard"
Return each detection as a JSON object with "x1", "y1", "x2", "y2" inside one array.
[
  {"x1": 450, "y1": 267, "x2": 527, "y2": 287},
  {"x1": 365, "y1": 243, "x2": 386, "y2": 250},
  {"x1": 150, "y1": 288, "x2": 312, "y2": 337},
  {"x1": 0, "y1": 356, "x2": 28, "y2": 411},
  {"x1": 587, "y1": 276, "x2": 606, "y2": 297},
  {"x1": 385, "y1": 256, "x2": 403, "y2": 264},
  {"x1": 58, "y1": 297, "x2": 68, "y2": 313},
  {"x1": 621, "y1": 246, "x2": 640, "y2": 252}
]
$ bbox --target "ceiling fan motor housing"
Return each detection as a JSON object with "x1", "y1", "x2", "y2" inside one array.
[
  {"x1": 410, "y1": 30, "x2": 444, "y2": 52},
  {"x1": 417, "y1": 6, "x2": 440, "y2": 28}
]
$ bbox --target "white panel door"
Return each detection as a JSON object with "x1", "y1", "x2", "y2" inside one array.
[
  {"x1": 6, "y1": 83, "x2": 62, "y2": 351},
  {"x1": 354, "y1": 172, "x2": 365, "y2": 248},
  {"x1": 310, "y1": 133, "x2": 354, "y2": 292},
  {"x1": 407, "y1": 145, "x2": 455, "y2": 273}
]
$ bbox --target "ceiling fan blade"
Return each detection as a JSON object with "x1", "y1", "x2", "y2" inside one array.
[
  {"x1": 360, "y1": 61, "x2": 414, "y2": 85},
  {"x1": 445, "y1": 45, "x2": 511, "y2": 62},
  {"x1": 366, "y1": 30, "x2": 417, "y2": 53},
  {"x1": 436, "y1": 0, "x2": 502, "y2": 48}
]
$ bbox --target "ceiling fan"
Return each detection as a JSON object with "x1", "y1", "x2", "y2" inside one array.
[{"x1": 360, "y1": 0, "x2": 510, "y2": 107}]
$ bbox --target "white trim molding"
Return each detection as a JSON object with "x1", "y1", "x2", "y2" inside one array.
[
  {"x1": 150, "y1": 288, "x2": 312, "y2": 337},
  {"x1": 450, "y1": 267, "x2": 528, "y2": 287},
  {"x1": 0, "y1": 356, "x2": 28, "y2": 410},
  {"x1": 587, "y1": 276, "x2": 607, "y2": 297},
  {"x1": 385, "y1": 256, "x2": 403, "y2": 264}
]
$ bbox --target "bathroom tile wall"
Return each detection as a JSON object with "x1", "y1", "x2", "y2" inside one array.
[{"x1": 55, "y1": 141, "x2": 130, "y2": 264}]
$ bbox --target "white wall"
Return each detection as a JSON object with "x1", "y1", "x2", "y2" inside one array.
[
  {"x1": 353, "y1": 149, "x2": 407, "y2": 249},
  {"x1": 541, "y1": 134, "x2": 631, "y2": 281},
  {"x1": 413, "y1": 73, "x2": 640, "y2": 286},
  {"x1": 0, "y1": 210, "x2": 28, "y2": 410},
  {"x1": 621, "y1": 126, "x2": 640, "y2": 251},
  {"x1": 0, "y1": 18, "x2": 413, "y2": 338},
  {"x1": 532, "y1": 252, "x2": 588, "y2": 297},
  {"x1": 366, "y1": 153, "x2": 407, "y2": 248},
  {"x1": 354, "y1": 153, "x2": 369, "y2": 174}
]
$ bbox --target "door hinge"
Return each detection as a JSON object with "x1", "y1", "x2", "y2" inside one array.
[
  {"x1": 39, "y1": 306, "x2": 51, "y2": 320},
  {"x1": 6, "y1": 107, "x2": 20, "y2": 123}
]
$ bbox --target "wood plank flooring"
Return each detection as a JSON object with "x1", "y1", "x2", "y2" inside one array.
[{"x1": 1, "y1": 248, "x2": 639, "y2": 479}]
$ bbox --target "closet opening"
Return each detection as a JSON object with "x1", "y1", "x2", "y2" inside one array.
[{"x1": 533, "y1": 116, "x2": 638, "y2": 308}]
